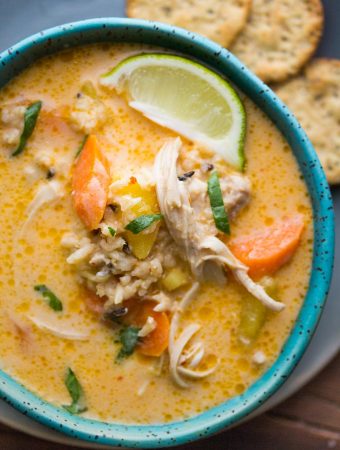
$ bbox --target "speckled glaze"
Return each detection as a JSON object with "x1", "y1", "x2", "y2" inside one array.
[{"x1": 0, "y1": 18, "x2": 334, "y2": 448}]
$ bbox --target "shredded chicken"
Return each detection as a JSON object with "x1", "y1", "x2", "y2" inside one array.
[
  {"x1": 170, "y1": 323, "x2": 201, "y2": 388},
  {"x1": 179, "y1": 342, "x2": 204, "y2": 368},
  {"x1": 66, "y1": 243, "x2": 95, "y2": 265},
  {"x1": 138, "y1": 316, "x2": 156, "y2": 337},
  {"x1": 23, "y1": 165, "x2": 43, "y2": 184},
  {"x1": 137, "y1": 379, "x2": 150, "y2": 396},
  {"x1": 167, "y1": 281, "x2": 218, "y2": 387},
  {"x1": 70, "y1": 92, "x2": 106, "y2": 133},
  {"x1": 25, "y1": 180, "x2": 64, "y2": 225},
  {"x1": 150, "y1": 291, "x2": 173, "y2": 312},
  {"x1": 200, "y1": 236, "x2": 284, "y2": 311},
  {"x1": 154, "y1": 138, "x2": 284, "y2": 312},
  {"x1": 28, "y1": 316, "x2": 89, "y2": 341},
  {"x1": 187, "y1": 168, "x2": 251, "y2": 230},
  {"x1": 148, "y1": 353, "x2": 165, "y2": 377},
  {"x1": 1, "y1": 103, "x2": 25, "y2": 146},
  {"x1": 154, "y1": 138, "x2": 210, "y2": 278}
]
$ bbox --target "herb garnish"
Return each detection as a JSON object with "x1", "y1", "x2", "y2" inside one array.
[
  {"x1": 125, "y1": 214, "x2": 163, "y2": 234},
  {"x1": 12, "y1": 101, "x2": 42, "y2": 156},
  {"x1": 108, "y1": 226, "x2": 116, "y2": 237},
  {"x1": 63, "y1": 368, "x2": 87, "y2": 414},
  {"x1": 75, "y1": 134, "x2": 88, "y2": 158},
  {"x1": 207, "y1": 170, "x2": 230, "y2": 235},
  {"x1": 34, "y1": 284, "x2": 63, "y2": 311},
  {"x1": 116, "y1": 326, "x2": 140, "y2": 362}
]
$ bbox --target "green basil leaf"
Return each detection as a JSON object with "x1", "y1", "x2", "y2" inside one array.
[
  {"x1": 207, "y1": 170, "x2": 230, "y2": 235},
  {"x1": 34, "y1": 284, "x2": 63, "y2": 312},
  {"x1": 116, "y1": 326, "x2": 140, "y2": 362},
  {"x1": 75, "y1": 134, "x2": 88, "y2": 158},
  {"x1": 63, "y1": 368, "x2": 87, "y2": 414},
  {"x1": 125, "y1": 214, "x2": 163, "y2": 234},
  {"x1": 12, "y1": 101, "x2": 42, "y2": 156},
  {"x1": 108, "y1": 226, "x2": 116, "y2": 237}
]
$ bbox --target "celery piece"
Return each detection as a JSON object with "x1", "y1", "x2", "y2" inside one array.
[
  {"x1": 237, "y1": 276, "x2": 278, "y2": 345},
  {"x1": 238, "y1": 295, "x2": 266, "y2": 345}
]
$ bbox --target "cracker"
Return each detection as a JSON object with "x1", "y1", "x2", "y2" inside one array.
[
  {"x1": 126, "y1": 0, "x2": 252, "y2": 47},
  {"x1": 274, "y1": 59, "x2": 340, "y2": 184},
  {"x1": 230, "y1": 0, "x2": 324, "y2": 83}
]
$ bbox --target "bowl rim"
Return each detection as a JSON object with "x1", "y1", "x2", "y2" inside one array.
[{"x1": 0, "y1": 17, "x2": 334, "y2": 448}]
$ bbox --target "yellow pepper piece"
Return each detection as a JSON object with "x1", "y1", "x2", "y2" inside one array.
[
  {"x1": 116, "y1": 179, "x2": 160, "y2": 260},
  {"x1": 127, "y1": 229, "x2": 159, "y2": 260},
  {"x1": 162, "y1": 267, "x2": 190, "y2": 291},
  {"x1": 81, "y1": 81, "x2": 97, "y2": 98}
]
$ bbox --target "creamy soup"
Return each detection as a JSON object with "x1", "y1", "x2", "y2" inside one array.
[{"x1": 0, "y1": 43, "x2": 313, "y2": 424}]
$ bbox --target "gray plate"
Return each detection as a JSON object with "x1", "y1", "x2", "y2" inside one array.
[{"x1": 0, "y1": 0, "x2": 339, "y2": 447}]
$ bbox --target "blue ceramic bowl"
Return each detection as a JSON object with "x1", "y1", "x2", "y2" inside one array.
[{"x1": 0, "y1": 18, "x2": 334, "y2": 448}]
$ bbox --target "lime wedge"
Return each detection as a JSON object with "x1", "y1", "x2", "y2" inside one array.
[{"x1": 101, "y1": 54, "x2": 246, "y2": 170}]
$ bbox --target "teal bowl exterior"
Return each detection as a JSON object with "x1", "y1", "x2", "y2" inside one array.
[{"x1": 0, "y1": 18, "x2": 334, "y2": 448}]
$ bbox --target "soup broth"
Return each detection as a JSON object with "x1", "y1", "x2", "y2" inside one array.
[{"x1": 0, "y1": 43, "x2": 313, "y2": 424}]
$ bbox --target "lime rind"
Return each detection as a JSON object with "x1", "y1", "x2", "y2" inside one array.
[{"x1": 101, "y1": 53, "x2": 246, "y2": 170}]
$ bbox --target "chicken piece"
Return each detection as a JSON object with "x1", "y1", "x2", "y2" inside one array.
[
  {"x1": 220, "y1": 175, "x2": 250, "y2": 220},
  {"x1": 154, "y1": 138, "x2": 284, "y2": 312},
  {"x1": 1, "y1": 103, "x2": 25, "y2": 146},
  {"x1": 154, "y1": 138, "x2": 246, "y2": 276},
  {"x1": 187, "y1": 165, "x2": 250, "y2": 237},
  {"x1": 70, "y1": 91, "x2": 106, "y2": 133},
  {"x1": 154, "y1": 138, "x2": 208, "y2": 278}
]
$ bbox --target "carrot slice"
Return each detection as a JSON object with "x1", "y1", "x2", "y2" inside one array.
[
  {"x1": 83, "y1": 290, "x2": 106, "y2": 315},
  {"x1": 229, "y1": 215, "x2": 305, "y2": 280},
  {"x1": 137, "y1": 304, "x2": 169, "y2": 357},
  {"x1": 124, "y1": 300, "x2": 170, "y2": 357},
  {"x1": 72, "y1": 134, "x2": 110, "y2": 230},
  {"x1": 84, "y1": 294, "x2": 169, "y2": 356}
]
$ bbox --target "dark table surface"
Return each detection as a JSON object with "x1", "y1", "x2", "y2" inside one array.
[{"x1": 0, "y1": 0, "x2": 339, "y2": 449}]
